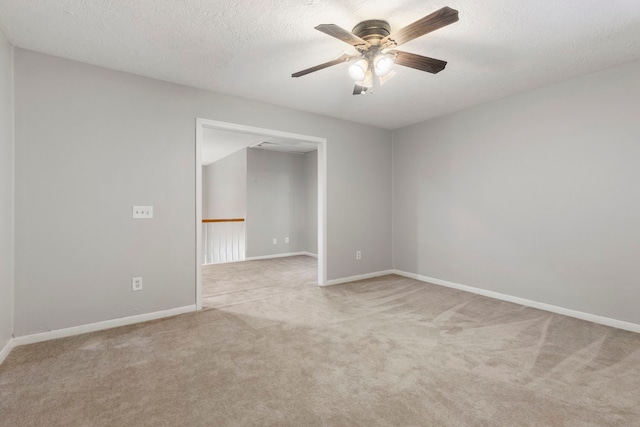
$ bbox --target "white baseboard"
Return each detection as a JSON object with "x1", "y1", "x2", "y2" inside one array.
[
  {"x1": 202, "y1": 258, "x2": 246, "y2": 266},
  {"x1": 0, "y1": 338, "x2": 15, "y2": 366},
  {"x1": 324, "y1": 270, "x2": 395, "y2": 287},
  {"x1": 13, "y1": 305, "x2": 196, "y2": 346},
  {"x1": 204, "y1": 252, "x2": 317, "y2": 266},
  {"x1": 393, "y1": 270, "x2": 640, "y2": 334},
  {"x1": 246, "y1": 252, "x2": 310, "y2": 261}
]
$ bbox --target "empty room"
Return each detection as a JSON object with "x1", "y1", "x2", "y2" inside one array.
[{"x1": 1, "y1": 1, "x2": 639, "y2": 425}]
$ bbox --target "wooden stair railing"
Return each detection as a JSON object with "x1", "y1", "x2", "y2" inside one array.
[{"x1": 202, "y1": 218, "x2": 245, "y2": 223}]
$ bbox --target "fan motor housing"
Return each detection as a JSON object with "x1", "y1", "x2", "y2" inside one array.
[{"x1": 352, "y1": 19, "x2": 390, "y2": 45}]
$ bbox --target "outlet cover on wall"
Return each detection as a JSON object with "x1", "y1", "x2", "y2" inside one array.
[
  {"x1": 285, "y1": 237, "x2": 290, "y2": 244},
  {"x1": 273, "y1": 238, "x2": 277, "y2": 245},
  {"x1": 132, "y1": 277, "x2": 143, "y2": 291},
  {"x1": 133, "y1": 206, "x2": 153, "y2": 219}
]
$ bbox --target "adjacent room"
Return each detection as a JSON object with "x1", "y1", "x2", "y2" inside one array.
[
  {"x1": 200, "y1": 127, "x2": 320, "y2": 308},
  {"x1": 1, "y1": 1, "x2": 639, "y2": 425}
]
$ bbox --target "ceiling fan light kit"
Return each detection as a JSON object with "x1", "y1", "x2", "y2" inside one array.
[
  {"x1": 292, "y1": 6, "x2": 459, "y2": 95},
  {"x1": 374, "y1": 54, "x2": 394, "y2": 77},
  {"x1": 348, "y1": 59, "x2": 368, "y2": 81}
]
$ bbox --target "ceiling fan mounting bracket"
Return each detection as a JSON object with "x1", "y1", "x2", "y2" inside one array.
[{"x1": 351, "y1": 19, "x2": 390, "y2": 47}]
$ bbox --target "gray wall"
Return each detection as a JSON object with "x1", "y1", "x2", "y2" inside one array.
[
  {"x1": 392, "y1": 60, "x2": 640, "y2": 324},
  {"x1": 0, "y1": 32, "x2": 14, "y2": 348},
  {"x1": 13, "y1": 49, "x2": 393, "y2": 336},
  {"x1": 331, "y1": 129, "x2": 392, "y2": 279},
  {"x1": 305, "y1": 150, "x2": 318, "y2": 254},
  {"x1": 202, "y1": 148, "x2": 247, "y2": 219},
  {"x1": 246, "y1": 148, "x2": 307, "y2": 256}
]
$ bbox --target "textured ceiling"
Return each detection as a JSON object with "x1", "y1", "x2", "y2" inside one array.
[
  {"x1": 201, "y1": 128, "x2": 263, "y2": 165},
  {"x1": 202, "y1": 128, "x2": 317, "y2": 165},
  {"x1": 1, "y1": 0, "x2": 639, "y2": 129}
]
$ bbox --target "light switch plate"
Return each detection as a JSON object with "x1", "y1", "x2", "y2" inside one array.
[{"x1": 133, "y1": 206, "x2": 153, "y2": 219}]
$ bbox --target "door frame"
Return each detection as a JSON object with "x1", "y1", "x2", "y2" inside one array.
[{"x1": 195, "y1": 118, "x2": 328, "y2": 310}]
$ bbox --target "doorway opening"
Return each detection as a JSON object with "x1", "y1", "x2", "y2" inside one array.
[{"x1": 195, "y1": 118, "x2": 327, "y2": 310}]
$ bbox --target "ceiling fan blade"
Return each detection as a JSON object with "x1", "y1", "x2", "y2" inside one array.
[
  {"x1": 353, "y1": 83, "x2": 368, "y2": 95},
  {"x1": 390, "y1": 50, "x2": 447, "y2": 74},
  {"x1": 315, "y1": 24, "x2": 371, "y2": 50},
  {"x1": 381, "y1": 6, "x2": 458, "y2": 48},
  {"x1": 291, "y1": 54, "x2": 357, "y2": 78}
]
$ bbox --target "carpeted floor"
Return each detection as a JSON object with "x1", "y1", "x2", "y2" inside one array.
[
  {"x1": 1, "y1": 255, "x2": 640, "y2": 426},
  {"x1": 201, "y1": 255, "x2": 318, "y2": 310}
]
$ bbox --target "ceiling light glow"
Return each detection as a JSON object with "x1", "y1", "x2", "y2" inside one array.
[
  {"x1": 348, "y1": 59, "x2": 368, "y2": 81},
  {"x1": 374, "y1": 54, "x2": 394, "y2": 77}
]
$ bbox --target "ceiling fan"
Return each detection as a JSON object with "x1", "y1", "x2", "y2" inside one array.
[{"x1": 291, "y1": 6, "x2": 459, "y2": 95}]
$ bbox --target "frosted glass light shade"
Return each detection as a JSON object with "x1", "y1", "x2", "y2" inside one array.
[
  {"x1": 374, "y1": 54, "x2": 394, "y2": 77},
  {"x1": 348, "y1": 59, "x2": 368, "y2": 81}
]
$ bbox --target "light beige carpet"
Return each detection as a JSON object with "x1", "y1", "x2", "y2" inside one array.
[
  {"x1": 201, "y1": 255, "x2": 318, "y2": 309},
  {"x1": 2, "y1": 255, "x2": 640, "y2": 426}
]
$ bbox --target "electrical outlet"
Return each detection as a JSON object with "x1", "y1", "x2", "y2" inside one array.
[
  {"x1": 132, "y1": 277, "x2": 143, "y2": 291},
  {"x1": 133, "y1": 206, "x2": 153, "y2": 219},
  {"x1": 273, "y1": 238, "x2": 277, "y2": 245},
  {"x1": 356, "y1": 250, "x2": 362, "y2": 260},
  {"x1": 285, "y1": 237, "x2": 290, "y2": 244}
]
